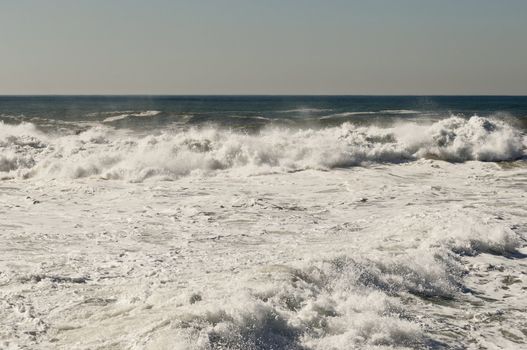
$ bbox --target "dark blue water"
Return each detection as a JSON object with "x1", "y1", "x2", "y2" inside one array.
[{"x1": 1, "y1": 96, "x2": 526, "y2": 131}]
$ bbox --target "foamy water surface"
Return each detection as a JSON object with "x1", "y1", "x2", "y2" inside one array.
[{"x1": 1, "y1": 97, "x2": 526, "y2": 349}]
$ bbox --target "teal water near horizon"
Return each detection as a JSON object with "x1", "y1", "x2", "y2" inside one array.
[{"x1": 1, "y1": 96, "x2": 527, "y2": 131}]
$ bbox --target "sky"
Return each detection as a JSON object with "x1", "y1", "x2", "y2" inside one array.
[{"x1": 0, "y1": 0, "x2": 526, "y2": 95}]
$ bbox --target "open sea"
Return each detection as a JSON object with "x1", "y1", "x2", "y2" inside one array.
[{"x1": 1, "y1": 96, "x2": 526, "y2": 349}]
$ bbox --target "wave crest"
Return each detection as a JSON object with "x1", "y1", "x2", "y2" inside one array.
[{"x1": 0, "y1": 116, "x2": 524, "y2": 181}]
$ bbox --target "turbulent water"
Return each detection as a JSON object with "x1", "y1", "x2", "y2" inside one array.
[{"x1": 1, "y1": 96, "x2": 526, "y2": 349}]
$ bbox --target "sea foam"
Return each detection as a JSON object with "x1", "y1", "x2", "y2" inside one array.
[
  {"x1": 163, "y1": 219, "x2": 524, "y2": 349},
  {"x1": 0, "y1": 116, "x2": 525, "y2": 181}
]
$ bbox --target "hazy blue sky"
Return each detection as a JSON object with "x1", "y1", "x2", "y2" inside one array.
[{"x1": 1, "y1": 0, "x2": 526, "y2": 94}]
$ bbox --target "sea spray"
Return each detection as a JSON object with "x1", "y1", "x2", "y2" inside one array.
[{"x1": 1, "y1": 116, "x2": 524, "y2": 181}]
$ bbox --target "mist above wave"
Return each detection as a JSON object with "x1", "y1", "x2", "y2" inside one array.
[{"x1": 0, "y1": 116, "x2": 525, "y2": 181}]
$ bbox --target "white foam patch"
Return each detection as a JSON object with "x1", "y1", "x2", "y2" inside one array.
[
  {"x1": 146, "y1": 221, "x2": 524, "y2": 349},
  {"x1": 1, "y1": 154, "x2": 526, "y2": 348}
]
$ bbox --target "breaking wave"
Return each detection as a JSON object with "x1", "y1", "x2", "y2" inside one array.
[{"x1": 0, "y1": 115, "x2": 525, "y2": 181}]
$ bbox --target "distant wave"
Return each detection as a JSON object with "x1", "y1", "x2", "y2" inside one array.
[
  {"x1": 0, "y1": 116, "x2": 525, "y2": 181},
  {"x1": 276, "y1": 108, "x2": 334, "y2": 113},
  {"x1": 102, "y1": 110, "x2": 161, "y2": 123},
  {"x1": 380, "y1": 109, "x2": 420, "y2": 114},
  {"x1": 320, "y1": 110, "x2": 420, "y2": 120},
  {"x1": 319, "y1": 111, "x2": 378, "y2": 119}
]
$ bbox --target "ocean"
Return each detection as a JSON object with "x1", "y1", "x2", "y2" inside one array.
[{"x1": 1, "y1": 96, "x2": 526, "y2": 349}]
